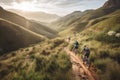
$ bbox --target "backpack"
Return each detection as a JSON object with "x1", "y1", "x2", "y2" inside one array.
[
  {"x1": 74, "y1": 41, "x2": 79, "y2": 48},
  {"x1": 84, "y1": 47, "x2": 90, "y2": 54}
]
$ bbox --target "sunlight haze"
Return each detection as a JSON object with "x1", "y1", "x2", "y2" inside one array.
[{"x1": 0, "y1": 0, "x2": 107, "y2": 16}]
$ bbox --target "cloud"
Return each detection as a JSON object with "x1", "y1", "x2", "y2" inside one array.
[
  {"x1": 0, "y1": 0, "x2": 107, "y2": 16},
  {"x1": 0, "y1": 0, "x2": 13, "y2": 3},
  {"x1": 0, "y1": 0, "x2": 13, "y2": 5},
  {"x1": 53, "y1": 0, "x2": 82, "y2": 6},
  {"x1": 0, "y1": 0, "x2": 106, "y2": 8}
]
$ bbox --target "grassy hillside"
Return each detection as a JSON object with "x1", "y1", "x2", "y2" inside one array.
[
  {"x1": 50, "y1": 10, "x2": 93, "y2": 31},
  {"x1": 51, "y1": 2, "x2": 120, "y2": 35},
  {"x1": 0, "y1": 7, "x2": 58, "y2": 38},
  {"x1": 8, "y1": 9, "x2": 60, "y2": 23},
  {"x1": 0, "y1": 38, "x2": 73, "y2": 80},
  {"x1": 66, "y1": 9, "x2": 120, "y2": 80},
  {"x1": 0, "y1": 0, "x2": 120, "y2": 80},
  {"x1": 0, "y1": 18, "x2": 45, "y2": 54},
  {"x1": 59, "y1": 8, "x2": 120, "y2": 36},
  {"x1": 29, "y1": 20, "x2": 58, "y2": 38},
  {"x1": 55, "y1": 1, "x2": 120, "y2": 79}
]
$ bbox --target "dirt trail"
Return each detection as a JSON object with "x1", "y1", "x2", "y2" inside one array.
[{"x1": 64, "y1": 47, "x2": 95, "y2": 80}]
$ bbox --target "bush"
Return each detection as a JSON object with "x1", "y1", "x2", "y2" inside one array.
[
  {"x1": 93, "y1": 58, "x2": 112, "y2": 72},
  {"x1": 91, "y1": 17, "x2": 107, "y2": 26},
  {"x1": 52, "y1": 38, "x2": 64, "y2": 48},
  {"x1": 94, "y1": 57, "x2": 120, "y2": 80},
  {"x1": 98, "y1": 50, "x2": 110, "y2": 58},
  {"x1": 35, "y1": 56, "x2": 48, "y2": 72},
  {"x1": 90, "y1": 52, "x2": 97, "y2": 62},
  {"x1": 45, "y1": 54, "x2": 59, "y2": 73},
  {"x1": 110, "y1": 51, "x2": 120, "y2": 63},
  {"x1": 101, "y1": 61, "x2": 120, "y2": 80},
  {"x1": 95, "y1": 32, "x2": 120, "y2": 43},
  {"x1": 68, "y1": 44, "x2": 74, "y2": 51},
  {"x1": 111, "y1": 43, "x2": 120, "y2": 48},
  {"x1": 57, "y1": 53, "x2": 72, "y2": 72},
  {"x1": 113, "y1": 25, "x2": 120, "y2": 33},
  {"x1": 13, "y1": 70, "x2": 52, "y2": 80}
]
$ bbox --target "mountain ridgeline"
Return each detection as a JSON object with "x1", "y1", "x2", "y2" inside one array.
[
  {"x1": 8, "y1": 9, "x2": 60, "y2": 23},
  {"x1": 0, "y1": 0, "x2": 120, "y2": 80},
  {"x1": 0, "y1": 18, "x2": 45, "y2": 54},
  {"x1": 0, "y1": 6, "x2": 58, "y2": 54},
  {"x1": 50, "y1": 0, "x2": 120, "y2": 80},
  {"x1": 50, "y1": 0, "x2": 120, "y2": 35},
  {"x1": 0, "y1": 7, "x2": 58, "y2": 38}
]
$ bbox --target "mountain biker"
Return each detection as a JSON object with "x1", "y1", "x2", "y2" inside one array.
[
  {"x1": 72, "y1": 40, "x2": 79, "y2": 54},
  {"x1": 68, "y1": 36, "x2": 71, "y2": 42},
  {"x1": 81, "y1": 45, "x2": 91, "y2": 68}
]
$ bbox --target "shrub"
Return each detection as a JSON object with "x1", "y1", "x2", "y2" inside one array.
[
  {"x1": 30, "y1": 54, "x2": 35, "y2": 59},
  {"x1": 98, "y1": 50, "x2": 110, "y2": 58},
  {"x1": 57, "y1": 53, "x2": 72, "y2": 72},
  {"x1": 90, "y1": 52, "x2": 97, "y2": 62},
  {"x1": 52, "y1": 38, "x2": 64, "y2": 48},
  {"x1": 111, "y1": 43, "x2": 120, "y2": 48},
  {"x1": 93, "y1": 58, "x2": 112, "y2": 72},
  {"x1": 91, "y1": 17, "x2": 107, "y2": 26},
  {"x1": 13, "y1": 70, "x2": 52, "y2": 80},
  {"x1": 113, "y1": 25, "x2": 120, "y2": 33},
  {"x1": 95, "y1": 32, "x2": 120, "y2": 43},
  {"x1": 68, "y1": 44, "x2": 74, "y2": 51},
  {"x1": 110, "y1": 51, "x2": 120, "y2": 63},
  {"x1": 45, "y1": 54, "x2": 59, "y2": 73},
  {"x1": 35, "y1": 56, "x2": 48, "y2": 72},
  {"x1": 101, "y1": 61, "x2": 120, "y2": 80}
]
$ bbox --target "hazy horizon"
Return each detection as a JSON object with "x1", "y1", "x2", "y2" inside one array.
[{"x1": 0, "y1": 0, "x2": 107, "y2": 16}]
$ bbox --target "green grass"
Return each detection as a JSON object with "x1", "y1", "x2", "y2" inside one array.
[
  {"x1": 0, "y1": 18, "x2": 45, "y2": 54},
  {"x1": 12, "y1": 53, "x2": 72, "y2": 80},
  {"x1": 0, "y1": 38, "x2": 73, "y2": 80}
]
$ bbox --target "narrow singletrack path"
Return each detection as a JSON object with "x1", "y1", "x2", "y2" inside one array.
[{"x1": 64, "y1": 47, "x2": 95, "y2": 80}]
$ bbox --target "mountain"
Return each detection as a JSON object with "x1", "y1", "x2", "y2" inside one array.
[
  {"x1": 0, "y1": 7, "x2": 58, "y2": 38},
  {"x1": 50, "y1": 10, "x2": 93, "y2": 31},
  {"x1": 0, "y1": 18, "x2": 45, "y2": 54},
  {"x1": 8, "y1": 9, "x2": 60, "y2": 23},
  {"x1": 103, "y1": 0, "x2": 120, "y2": 8},
  {"x1": 56, "y1": 0, "x2": 120, "y2": 80},
  {"x1": 50, "y1": 0, "x2": 120, "y2": 35}
]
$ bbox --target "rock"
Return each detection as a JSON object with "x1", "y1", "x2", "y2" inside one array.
[{"x1": 103, "y1": 0, "x2": 120, "y2": 8}]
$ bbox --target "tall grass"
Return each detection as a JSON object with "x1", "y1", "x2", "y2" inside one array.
[{"x1": 12, "y1": 52, "x2": 72, "y2": 80}]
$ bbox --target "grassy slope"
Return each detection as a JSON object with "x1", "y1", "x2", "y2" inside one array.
[
  {"x1": 57, "y1": 7, "x2": 120, "y2": 36},
  {"x1": 50, "y1": 10, "x2": 93, "y2": 31},
  {"x1": 0, "y1": 7, "x2": 58, "y2": 38},
  {"x1": 0, "y1": 18, "x2": 45, "y2": 54},
  {"x1": 8, "y1": 9, "x2": 60, "y2": 23},
  {"x1": 0, "y1": 38, "x2": 73, "y2": 80},
  {"x1": 67, "y1": 9, "x2": 120, "y2": 80},
  {"x1": 82, "y1": 9, "x2": 120, "y2": 36}
]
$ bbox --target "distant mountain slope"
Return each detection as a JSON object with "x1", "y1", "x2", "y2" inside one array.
[
  {"x1": 8, "y1": 9, "x2": 60, "y2": 23},
  {"x1": 82, "y1": 9, "x2": 120, "y2": 36},
  {"x1": 50, "y1": 10, "x2": 93, "y2": 31},
  {"x1": 0, "y1": 18, "x2": 45, "y2": 54},
  {"x1": 51, "y1": 0, "x2": 120, "y2": 35},
  {"x1": 0, "y1": 6, "x2": 58, "y2": 38}
]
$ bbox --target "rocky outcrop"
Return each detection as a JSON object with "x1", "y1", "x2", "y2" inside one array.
[{"x1": 103, "y1": 0, "x2": 120, "y2": 8}]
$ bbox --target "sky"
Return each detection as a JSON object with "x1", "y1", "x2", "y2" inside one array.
[{"x1": 0, "y1": 0, "x2": 107, "y2": 16}]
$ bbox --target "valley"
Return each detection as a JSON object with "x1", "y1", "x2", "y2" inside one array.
[{"x1": 0, "y1": 0, "x2": 120, "y2": 80}]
